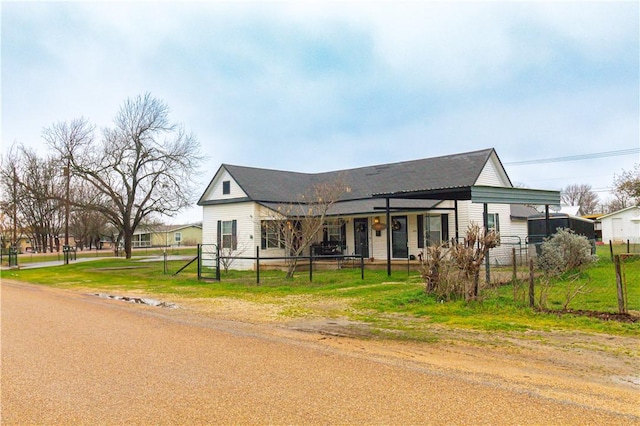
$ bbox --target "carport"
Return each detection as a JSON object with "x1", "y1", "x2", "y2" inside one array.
[{"x1": 373, "y1": 185, "x2": 561, "y2": 279}]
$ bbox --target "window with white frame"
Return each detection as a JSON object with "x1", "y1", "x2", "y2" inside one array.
[
  {"x1": 174, "y1": 232, "x2": 182, "y2": 244},
  {"x1": 325, "y1": 221, "x2": 343, "y2": 243}
]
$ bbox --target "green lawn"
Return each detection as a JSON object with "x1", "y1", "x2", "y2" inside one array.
[{"x1": 3, "y1": 246, "x2": 638, "y2": 338}]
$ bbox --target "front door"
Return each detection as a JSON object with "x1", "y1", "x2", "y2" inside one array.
[
  {"x1": 353, "y1": 218, "x2": 369, "y2": 258},
  {"x1": 392, "y1": 216, "x2": 408, "y2": 258}
]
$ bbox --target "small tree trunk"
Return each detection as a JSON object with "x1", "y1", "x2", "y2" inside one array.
[{"x1": 285, "y1": 259, "x2": 298, "y2": 279}]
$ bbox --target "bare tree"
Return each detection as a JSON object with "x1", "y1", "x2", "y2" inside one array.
[
  {"x1": 1, "y1": 146, "x2": 67, "y2": 253},
  {"x1": 69, "y1": 184, "x2": 109, "y2": 250},
  {"x1": 46, "y1": 94, "x2": 202, "y2": 259},
  {"x1": 0, "y1": 144, "x2": 22, "y2": 247},
  {"x1": 19, "y1": 147, "x2": 66, "y2": 252},
  {"x1": 449, "y1": 223, "x2": 499, "y2": 301},
  {"x1": 0, "y1": 211, "x2": 11, "y2": 250},
  {"x1": 612, "y1": 164, "x2": 640, "y2": 207},
  {"x1": 263, "y1": 177, "x2": 347, "y2": 278},
  {"x1": 560, "y1": 184, "x2": 599, "y2": 215},
  {"x1": 600, "y1": 192, "x2": 630, "y2": 214}
]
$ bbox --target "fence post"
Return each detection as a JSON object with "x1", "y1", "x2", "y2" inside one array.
[
  {"x1": 609, "y1": 240, "x2": 614, "y2": 262},
  {"x1": 197, "y1": 244, "x2": 201, "y2": 280},
  {"x1": 163, "y1": 250, "x2": 167, "y2": 275},
  {"x1": 614, "y1": 255, "x2": 627, "y2": 314},
  {"x1": 256, "y1": 245, "x2": 260, "y2": 285},
  {"x1": 309, "y1": 253, "x2": 313, "y2": 282},
  {"x1": 512, "y1": 248, "x2": 517, "y2": 282},
  {"x1": 8, "y1": 247, "x2": 17, "y2": 267},
  {"x1": 215, "y1": 244, "x2": 220, "y2": 281},
  {"x1": 529, "y1": 258, "x2": 535, "y2": 308},
  {"x1": 361, "y1": 251, "x2": 364, "y2": 280},
  {"x1": 627, "y1": 239, "x2": 630, "y2": 254}
]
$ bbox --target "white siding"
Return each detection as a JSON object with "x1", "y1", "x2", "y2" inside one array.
[
  {"x1": 370, "y1": 216, "x2": 388, "y2": 260},
  {"x1": 509, "y1": 218, "x2": 530, "y2": 264},
  {"x1": 202, "y1": 201, "x2": 258, "y2": 270},
  {"x1": 476, "y1": 154, "x2": 511, "y2": 187}
]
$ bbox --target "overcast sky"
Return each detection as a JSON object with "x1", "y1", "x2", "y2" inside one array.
[{"x1": 2, "y1": 1, "x2": 639, "y2": 223}]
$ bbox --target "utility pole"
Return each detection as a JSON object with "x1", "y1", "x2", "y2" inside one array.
[
  {"x1": 64, "y1": 159, "x2": 70, "y2": 246},
  {"x1": 12, "y1": 165, "x2": 17, "y2": 247}
]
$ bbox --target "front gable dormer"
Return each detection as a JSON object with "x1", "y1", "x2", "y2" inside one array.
[
  {"x1": 475, "y1": 150, "x2": 513, "y2": 188},
  {"x1": 198, "y1": 165, "x2": 249, "y2": 205}
]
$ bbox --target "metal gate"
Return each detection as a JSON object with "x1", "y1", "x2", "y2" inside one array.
[{"x1": 198, "y1": 244, "x2": 220, "y2": 280}]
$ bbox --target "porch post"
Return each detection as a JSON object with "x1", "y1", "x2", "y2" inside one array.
[
  {"x1": 454, "y1": 200, "x2": 459, "y2": 243},
  {"x1": 545, "y1": 205, "x2": 551, "y2": 237},
  {"x1": 386, "y1": 197, "x2": 392, "y2": 276}
]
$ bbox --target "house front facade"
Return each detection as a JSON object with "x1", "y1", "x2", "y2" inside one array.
[
  {"x1": 132, "y1": 224, "x2": 203, "y2": 248},
  {"x1": 198, "y1": 148, "x2": 559, "y2": 270}
]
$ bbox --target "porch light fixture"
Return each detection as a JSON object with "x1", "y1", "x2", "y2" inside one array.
[{"x1": 371, "y1": 216, "x2": 386, "y2": 232}]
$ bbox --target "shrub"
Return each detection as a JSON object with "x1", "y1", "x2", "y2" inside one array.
[
  {"x1": 420, "y1": 223, "x2": 499, "y2": 301},
  {"x1": 419, "y1": 244, "x2": 464, "y2": 300},
  {"x1": 536, "y1": 228, "x2": 596, "y2": 276}
]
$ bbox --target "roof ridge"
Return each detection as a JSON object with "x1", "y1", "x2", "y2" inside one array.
[{"x1": 224, "y1": 148, "x2": 494, "y2": 176}]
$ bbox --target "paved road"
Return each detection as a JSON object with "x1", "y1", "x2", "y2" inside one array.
[
  {"x1": 1, "y1": 281, "x2": 635, "y2": 425},
  {"x1": 1, "y1": 254, "x2": 193, "y2": 270}
]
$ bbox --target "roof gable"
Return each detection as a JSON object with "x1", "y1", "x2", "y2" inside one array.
[
  {"x1": 198, "y1": 165, "x2": 249, "y2": 205},
  {"x1": 198, "y1": 148, "x2": 498, "y2": 205},
  {"x1": 598, "y1": 205, "x2": 640, "y2": 220}
]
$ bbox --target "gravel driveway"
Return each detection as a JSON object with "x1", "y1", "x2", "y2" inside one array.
[{"x1": 2, "y1": 280, "x2": 638, "y2": 425}]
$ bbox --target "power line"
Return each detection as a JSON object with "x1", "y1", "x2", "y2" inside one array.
[{"x1": 504, "y1": 148, "x2": 640, "y2": 166}]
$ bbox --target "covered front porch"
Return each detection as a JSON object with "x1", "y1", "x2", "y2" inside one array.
[{"x1": 373, "y1": 185, "x2": 561, "y2": 279}]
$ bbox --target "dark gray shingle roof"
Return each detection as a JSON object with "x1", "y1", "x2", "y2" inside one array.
[{"x1": 224, "y1": 148, "x2": 495, "y2": 204}]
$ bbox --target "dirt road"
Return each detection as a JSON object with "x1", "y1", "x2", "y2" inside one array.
[{"x1": 2, "y1": 280, "x2": 638, "y2": 425}]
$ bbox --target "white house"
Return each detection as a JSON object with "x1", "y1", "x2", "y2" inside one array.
[
  {"x1": 599, "y1": 206, "x2": 640, "y2": 244},
  {"x1": 197, "y1": 148, "x2": 560, "y2": 270}
]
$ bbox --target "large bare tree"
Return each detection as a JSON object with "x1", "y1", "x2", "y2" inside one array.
[
  {"x1": 560, "y1": 184, "x2": 599, "y2": 216},
  {"x1": 46, "y1": 93, "x2": 202, "y2": 259}
]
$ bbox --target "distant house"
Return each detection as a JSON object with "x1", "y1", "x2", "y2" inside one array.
[
  {"x1": 132, "y1": 224, "x2": 202, "y2": 248},
  {"x1": 599, "y1": 206, "x2": 640, "y2": 244},
  {"x1": 198, "y1": 148, "x2": 560, "y2": 270}
]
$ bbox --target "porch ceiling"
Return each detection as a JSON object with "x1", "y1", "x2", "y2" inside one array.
[{"x1": 373, "y1": 185, "x2": 560, "y2": 206}]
